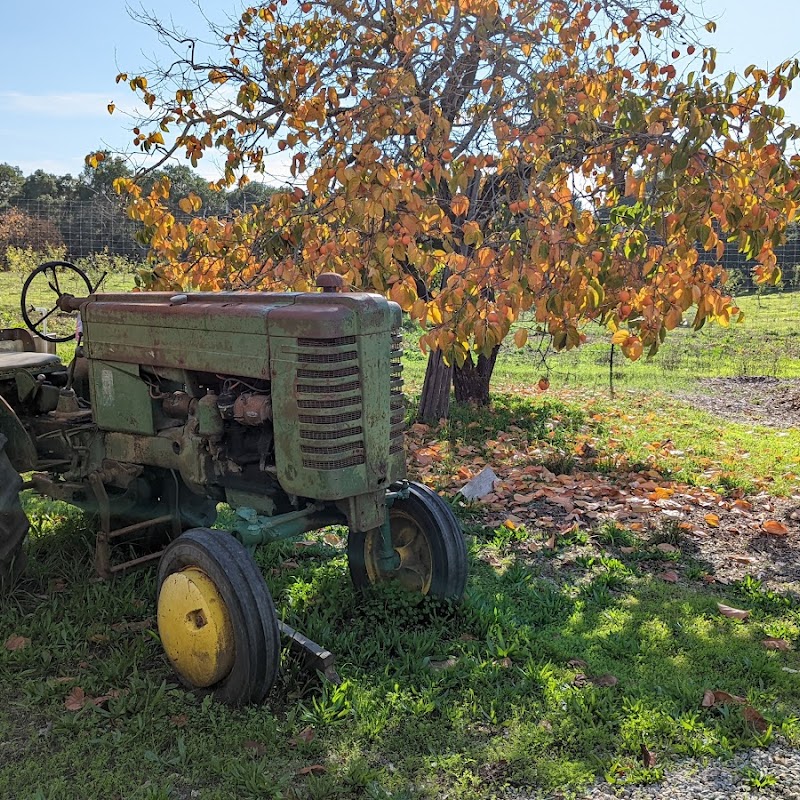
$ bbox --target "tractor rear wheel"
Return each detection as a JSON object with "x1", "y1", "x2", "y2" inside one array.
[
  {"x1": 0, "y1": 434, "x2": 28, "y2": 590},
  {"x1": 347, "y1": 482, "x2": 468, "y2": 601},
  {"x1": 156, "y1": 528, "x2": 280, "y2": 705}
]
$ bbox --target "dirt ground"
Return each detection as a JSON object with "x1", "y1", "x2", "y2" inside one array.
[
  {"x1": 666, "y1": 378, "x2": 800, "y2": 593},
  {"x1": 677, "y1": 376, "x2": 800, "y2": 429}
]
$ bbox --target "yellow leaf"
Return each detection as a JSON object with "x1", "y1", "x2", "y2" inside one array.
[
  {"x1": 704, "y1": 513, "x2": 719, "y2": 527},
  {"x1": 107, "y1": 103, "x2": 115, "y2": 115},
  {"x1": 611, "y1": 329, "x2": 629, "y2": 345}
]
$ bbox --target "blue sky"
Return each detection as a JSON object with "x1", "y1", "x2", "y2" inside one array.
[{"x1": 1, "y1": 0, "x2": 798, "y2": 183}]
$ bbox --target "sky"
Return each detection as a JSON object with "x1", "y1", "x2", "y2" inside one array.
[{"x1": 1, "y1": 0, "x2": 799, "y2": 185}]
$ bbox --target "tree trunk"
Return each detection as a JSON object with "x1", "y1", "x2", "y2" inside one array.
[
  {"x1": 418, "y1": 350, "x2": 452, "y2": 423},
  {"x1": 453, "y1": 347, "x2": 500, "y2": 406}
]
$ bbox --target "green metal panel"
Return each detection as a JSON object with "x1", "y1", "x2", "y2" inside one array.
[
  {"x1": 89, "y1": 360, "x2": 155, "y2": 434},
  {"x1": 83, "y1": 292, "x2": 296, "y2": 380}
]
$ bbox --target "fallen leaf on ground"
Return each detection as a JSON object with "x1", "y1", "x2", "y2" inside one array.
[
  {"x1": 763, "y1": 519, "x2": 789, "y2": 536},
  {"x1": 701, "y1": 689, "x2": 716, "y2": 708},
  {"x1": 704, "y1": 513, "x2": 720, "y2": 527},
  {"x1": 297, "y1": 765, "x2": 326, "y2": 776},
  {"x1": 289, "y1": 726, "x2": 316, "y2": 747},
  {"x1": 711, "y1": 690, "x2": 746, "y2": 706},
  {"x1": 717, "y1": 603, "x2": 750, "y2": 621},
  {"x1": 743, "y1": 705, "x2": 769, "y2": 733},
  {"x1": 730, "y1": 554, "x2": 756, "y2": 565},
  {"x1": 170, "y1": 714, "x2": 188, "y2": 727},
  {"x1": 762, "y1": 638, "x2": 791, "y2": 651},
  {"x1": 4, "y1": 635, "x2": 30, "y2": 651},
  {"x1": 656, "y1": 543, "x2": 679, "y2": 553},
  {"x1": 567, "y1": 658, "x2": 589, "y2": 669},
  {"x1": 640, "y1": 744, "x2": 657, "y2": 768},
  {"x1": 64, "y1": 687, "x2": 88, "y2": 711},
  {"x1": 659, "y1": 571, "x2": 679, "y2": 583}
]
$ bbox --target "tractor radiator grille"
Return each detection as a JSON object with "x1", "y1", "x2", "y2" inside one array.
[
  {"x1": 296, "y1": 336, "x2": 366, "y2": 470},
  {"x1": 390, "y1": 330, "x2": 405, "y2": 456}
]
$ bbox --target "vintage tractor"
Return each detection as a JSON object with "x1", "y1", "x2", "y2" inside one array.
[{"x1": 0, "y1": 261, "x2": 467, "y2": 704}]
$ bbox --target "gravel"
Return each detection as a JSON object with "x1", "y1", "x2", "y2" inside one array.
[{"x1": 576, "y1": 743, "x2": 800, "y2": 800}]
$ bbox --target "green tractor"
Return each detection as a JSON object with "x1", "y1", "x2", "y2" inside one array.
[{"x1": 0, "y1": 262, "x2": 467, "y2": 704}]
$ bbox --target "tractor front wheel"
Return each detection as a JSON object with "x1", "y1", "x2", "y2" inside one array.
[
  {"x1": 0, "y1": 434, "x2": 28, "y2": 590},
  {"x1": 156, "y1": 528, "x2": 280, "y2": 705},
  {"x1": 347, "y1": 482, "x2": 468, "y2": 602}
]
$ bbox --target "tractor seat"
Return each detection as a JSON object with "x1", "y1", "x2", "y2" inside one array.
[{"x1": 0, "y1": 351, "x2": 62, "y2": 372}]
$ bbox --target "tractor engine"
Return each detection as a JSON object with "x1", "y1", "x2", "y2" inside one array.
[{"x1": 80, "y1": 289, "x2": 406, "y2": 532}]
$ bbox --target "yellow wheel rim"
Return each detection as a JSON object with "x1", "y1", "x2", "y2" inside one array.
[
  {"x1": 365, "y1": 510, "x2": 433, "y2": 594},
  {"x1": 157, "y1": 567, "x2": 235, "y2": 688}
]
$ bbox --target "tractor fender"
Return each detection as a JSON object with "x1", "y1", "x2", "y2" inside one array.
[{"x1": 0, "y1": 396, "x2": 36, "y2": 472}]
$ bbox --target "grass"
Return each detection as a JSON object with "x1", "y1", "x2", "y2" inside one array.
[
  {"x1": 401, "y1": 289, "x2": 800, "y2": 393},
  {"x1": 4, "y1": 495, "x2": 800, "y2": 800},
  {"x1": 3, "y1": 271, "x2": 800, "y2": 797}
]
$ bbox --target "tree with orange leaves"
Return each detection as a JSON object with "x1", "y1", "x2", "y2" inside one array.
[{"x1": 103, "y1": 0, "x2": 800, "y2": 420}]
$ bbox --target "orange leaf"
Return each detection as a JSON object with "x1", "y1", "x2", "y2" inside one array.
[
  {"x1": 451, "y1": 194, "x2": 470, "y2": 217},
  {"x1": 763, "y1": 519, "x2": 789, "y2": 536},
  {"x1": 704, "y1": 513, "x2": 720, "y2": 527},
  {"x1": 514, "y1": 328, "x2": 528, "y2": 348},
  {"x1": 717, "y1": 603, "x2": 750, "y2": 621}
]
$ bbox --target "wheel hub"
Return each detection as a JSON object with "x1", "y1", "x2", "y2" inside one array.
[
  {"x1": 157, "y1": 567, "x2": 235, "y2": 687},
  {"x1": 366, "y1": 510, "x2": 433, "y2": 594}
]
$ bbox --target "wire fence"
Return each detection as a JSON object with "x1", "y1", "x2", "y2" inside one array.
[
  {"x1": 4, "y1": 198, "x2": 800, "y2": 294},
  {"x1": 4, "y1": 198, "x2": 146, "y2": 259}
]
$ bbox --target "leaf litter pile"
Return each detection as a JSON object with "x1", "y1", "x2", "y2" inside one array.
[{"x1": 408, "y1": 391, "x2": 800, "y2": 593}]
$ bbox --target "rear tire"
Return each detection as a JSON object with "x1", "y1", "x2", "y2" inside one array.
[
  {"x1": 0, "y1": 434, "x2": 28, "y2": 590},
  {"x1": 157, "y1": 528, "x2": 280, "y2": 705}
]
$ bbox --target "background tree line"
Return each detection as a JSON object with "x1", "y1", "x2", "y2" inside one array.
[{"x1": 0, "y1": 157, "x2": 279, "y2": 264}]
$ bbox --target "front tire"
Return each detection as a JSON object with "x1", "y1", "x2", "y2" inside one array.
[
  {"x1": 0, "y1": 434, "x2": 28, "y2": 590},
  {"x1": 347, "y1": 482, "x2": 468, "y2": 601},
  {"x1": 156, "y1": 528, "x2": 280, "y2": 705}
]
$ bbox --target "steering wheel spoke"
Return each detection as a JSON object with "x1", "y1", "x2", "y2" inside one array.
[{"x1": 20, "y1": 261, "x2": 93, "y2": 343}]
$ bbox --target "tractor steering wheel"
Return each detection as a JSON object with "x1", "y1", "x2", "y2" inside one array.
[{"x1": 20, "y1": 261, "x2": 96, "y2": 343}]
